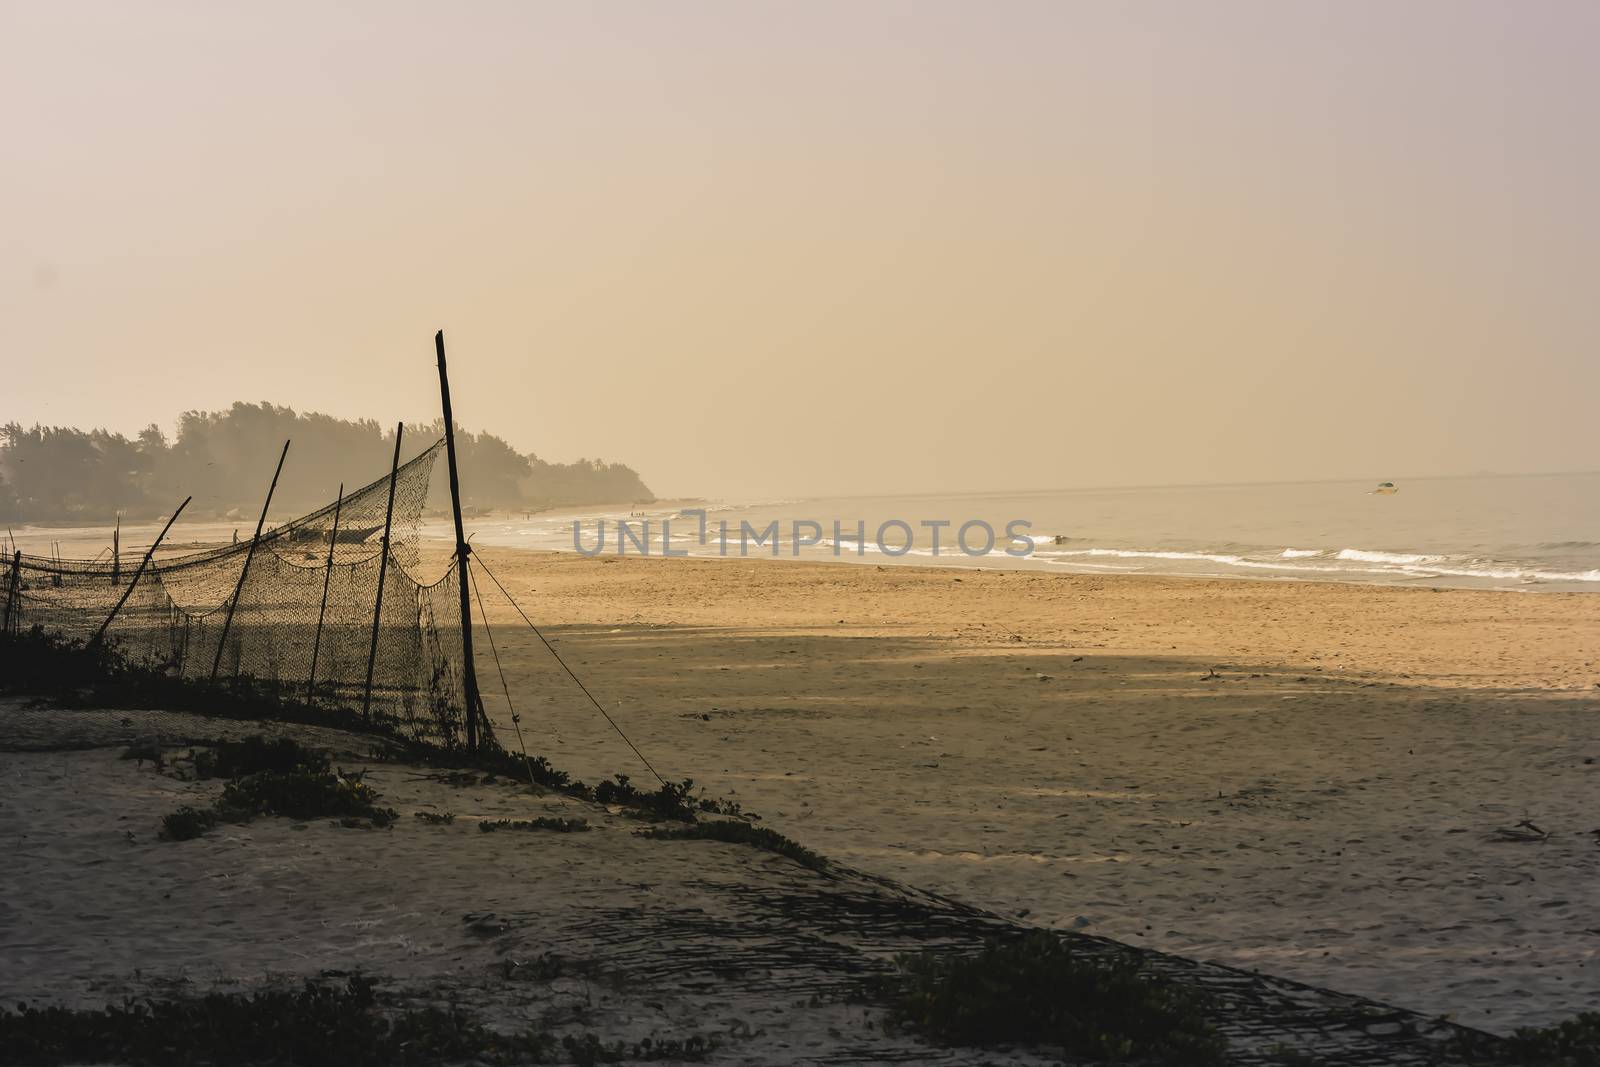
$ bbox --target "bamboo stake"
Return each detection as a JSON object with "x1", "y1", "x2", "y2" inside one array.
[
  {"x1": 362, "y1": 425, "x2": 404, "y2": 720},
  {"x1": 209, "y1": 440, "x2": 290, "y2": 681},
  {"x1": 306, "y1": 483, "x2": 344, "y2": 703},
  {"x1": 3, "y1": 549, "x2": 21, "y2": 635},
  {"x1": 93, "y1": 498, "x2": 191, "y2": 646},
  {"x1": 436, "y1": 331, "x2": 483, "y2": 752}
]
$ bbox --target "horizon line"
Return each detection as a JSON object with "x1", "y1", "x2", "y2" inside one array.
[{"x1": 695, "y1": 467, "x2": 1600, "y2": 505}]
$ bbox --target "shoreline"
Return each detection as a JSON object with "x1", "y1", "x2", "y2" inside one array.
[
  {"x1": 464, "y1": 540, "x2": 1600, "y2": 596},
  {"x1": 13, "y1": 512, "x2": 1599, "y2": 595}
]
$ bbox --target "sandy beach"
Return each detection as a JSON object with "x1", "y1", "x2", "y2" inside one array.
[
  {"x1": 4, "y1": 547, "x2": 1597, "y2": 1064},
  {"x1": 455, "y1": 549, "x2": 1600, "y2": 1032}
]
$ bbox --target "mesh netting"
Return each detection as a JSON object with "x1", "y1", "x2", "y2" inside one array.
[{"x1": 1, "y1": 441, "x2": 483, "y2": 749}]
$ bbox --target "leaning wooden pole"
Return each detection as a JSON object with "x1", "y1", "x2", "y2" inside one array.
[
  {"x1": 436, "y1": 330, "x2": 482, "y2": 752},
  {"x1": 3, "y1": 549, "x2": 21, "y2": 635},
  {"x1": 210, "y1": 440, "x2": 291, "y2": 682},
  {"x1": 362, "y1": 425, "x2": 404, "y2": 720},
  {"x1": 93, "y1": 496, "x2": 191, "y2": 646},
  {"x1": 306, "y1": 483, "x2": 344, "y2": 703}
]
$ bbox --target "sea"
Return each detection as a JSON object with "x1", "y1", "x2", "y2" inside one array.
[
  {"x1": 13, "y1": 472, "x2": 1597, "y2": 593},
  {"x1": 444, "y1": 472, "x2": 1600, "y2": 593}
]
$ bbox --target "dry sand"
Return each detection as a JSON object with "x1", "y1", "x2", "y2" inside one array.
[{"x1": 457, "y1": 550, "x2": 1600, "y2": 1032}]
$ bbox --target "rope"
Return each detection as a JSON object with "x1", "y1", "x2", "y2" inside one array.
[
  {"x1": 472, "y1": 552, "x2": 669, "y2": 788},
  {"x1": 468, "y1": 562, "x2": 540, "y2": 793}
]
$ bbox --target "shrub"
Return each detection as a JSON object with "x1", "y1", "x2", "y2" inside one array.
[
  {"x1": 638, "y1": 820, "x2": 826, "y2": 871},
  {"x1": 0, "y1": 976, "x2": 720, "y2": 1066},
  {"x1": 161, "y1": 806, "x2": 217, "y2": 841},
  {"x1": 164, "y1": 767, "x2": 395, "y2": 840},
  {"x1": 413, "y1": 811, "x2": 455, "y2": 825},
  {"x1": 697, "y1": 795, "x2": 744, "y2": 817},
  {"x1": 879, "y1": 933, "x2": 1226, "y2": 1065},
  {"x1": 193, "y1": 736, "x2": 328, "y2": 780},
  {"x1": 0, "y1": 975, "x2": 555, "y2": 1066},
  {"x1": 425, "y1": 746, "x2": 584, "y2": 795},
  {"x1": 561, "y1": 1032, "x2": 716, "y2": 1065},
  {"x1": 518, "y1": 753, "x2": 574, "y2": 792},
  {"x1": 1504, "y1": 1011, "x2": 1600, "y2": 1066},
  {"x1": 594, "y1": 775, "x2": 697, "y2": 821},
  {"x1": 0, "y1": 627, "x2": 125, "y2": 694},
  {"x1": 478, "y1": 817, "x2": 589, "y2": 834},
  {"x1": 220, "y1": 767, "x2": 390, "y2": 823},
  {"x1": 500, "y1": 953, "x2": 567, "y2": 982}
]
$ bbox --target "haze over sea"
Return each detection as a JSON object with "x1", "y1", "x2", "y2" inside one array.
[{"x1": 453, "y1": 472, "x2": 1600, "y2": 593}]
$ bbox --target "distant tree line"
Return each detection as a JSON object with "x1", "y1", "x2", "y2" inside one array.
[{"x1": 0, "y1": 402, "x2": 655, "y2": 523}]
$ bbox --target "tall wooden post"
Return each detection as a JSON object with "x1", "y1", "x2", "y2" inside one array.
[
  {"x1": 3, "y1": 549, "x2": 21, "y2": 635},
  {"x1": 306, "y1": 483, "x2": 344, "y2": 703},
  {"x1": 362, "y1": 425, "x2": 404, "y2": 720},
  {"x1": 94, "y1": 497, "x2": 191, "y2": 646},
  {"x1": 436, "y1": 330, "x2": 482, "y2": 752},
  {"x1": 112, "y1": 515, "x2": 120, "y2": 585},
  {"x1": 210, "y1": 440, "x2": 291, "y2": 682}
]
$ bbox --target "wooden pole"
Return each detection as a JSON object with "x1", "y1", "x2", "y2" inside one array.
[
  {"x1": 112, "y1": 515, "x2": 120, "y2": 585},
  {"x1": 436, "y1": 331, "x2": 482, "y2": 752},
  {"x1": 209, "y1": 440, "x2": 291, "y2": 682},
  {"x1": 93, "y1": 497, "x2": 191, "y2": 646},
  {"x1": 3, "y1": 549, "x2": 21, "y2": 635},
  {"x1": 306, "y1": 483, "x2": 344, "y2": 703},
  {"x1": 362, "y1": 425, "x2": 404, "y2": 720}
]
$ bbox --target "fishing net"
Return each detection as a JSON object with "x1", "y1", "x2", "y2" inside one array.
[{"x1": 1, "y1": 440, "x2": 485, "y2": 749}]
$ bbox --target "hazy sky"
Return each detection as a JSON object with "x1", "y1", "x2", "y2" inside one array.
[{"x1": 4, "y1": 1, "x2": 1598, "y2": 498}]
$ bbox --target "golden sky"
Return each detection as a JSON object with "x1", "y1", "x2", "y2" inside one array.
[{"x1": 4, "y1": 1, "x2": 1597, "y2": 497}]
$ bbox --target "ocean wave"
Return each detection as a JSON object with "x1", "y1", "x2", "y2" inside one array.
[
  {"x1": 448, "y1": 511, "x2": 1600, "y2": 589},
  {"x1": 1396, "y1": 562, "x2": 1600, "y2": 584},
  {"x1": 1034, "y1": 545, "x2": 1600, "y2": 585},
  {"x1": 1037, "y1": 547, "x2": 1311, "y2": 573},
  {"x1": 1335, "y1": 548, "x2": 1444, "y2": 565},
  {"x1": 693, "y1": 498, "x2": 805, "y2": 514}
]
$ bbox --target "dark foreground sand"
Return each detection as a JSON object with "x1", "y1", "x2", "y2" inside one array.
[{"x1": 0, "y1": 710, "x2": 1507, "y2": 1065}]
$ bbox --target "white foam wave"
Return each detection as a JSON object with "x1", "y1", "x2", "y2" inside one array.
[
  {"x1": 1034, "y1": 545, "x2": 1600, "y2": 586},
  {"x1": 1396, "y1": 562, "x2": 1600, "y2": 584},
  {"x1": 441, "y1": 514, "x2": 1600, "y2": 589},
  {"x1": 1039, "y1": 547, "x2": 1310, "y2": 573},
  {"x1": 1335, "y1": 548, "x2": 1443, "y2": 565}
]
